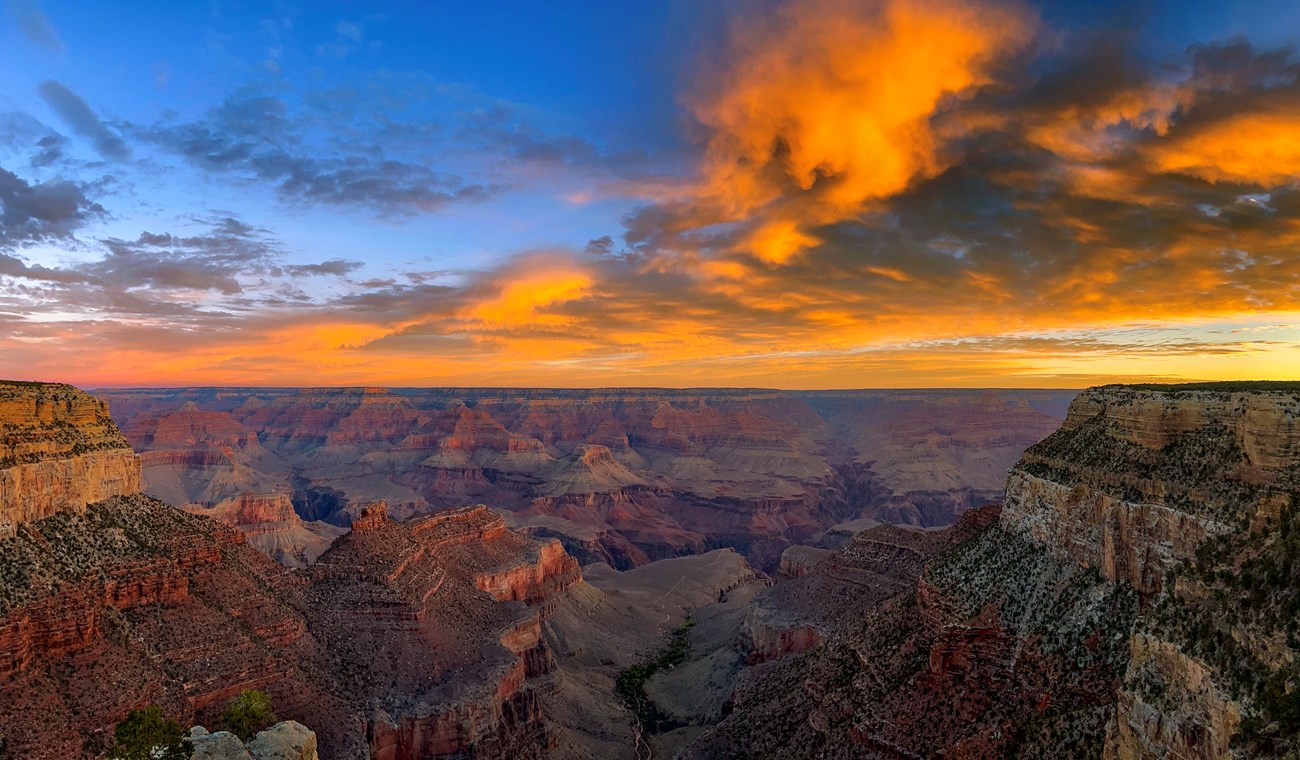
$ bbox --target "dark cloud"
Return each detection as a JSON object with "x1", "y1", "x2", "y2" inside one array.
[
  {"x1": 30, "y1": 134, "x2": 68, "y2": 167},
  {"x1": 0, "y1": 252, "x2": 94, "y2": 283},
  {"x1": 37, "y1": 80, "x2": 130, "y2": 160},
  {"x1": 6, "y1": 0, "x2": 64, "y2": 52},
  {"x1": 460, "y1": 105, "x2": 663, "y2": 177},
  {"x1": 0, "y1": 167, "x2": 104, "y2": 249},
  {"x1": 280, "y1": 259, "x2": 364, "y2": 277},
  {"x1": 93, "y1": 219, "x2": 283, "y2": 295},
  {"x1": 0, "y1": 211, "x2": 366, "y2": 336},
  {"x1": 0, "y1": 112, "x2": 69, "y2": 168}
]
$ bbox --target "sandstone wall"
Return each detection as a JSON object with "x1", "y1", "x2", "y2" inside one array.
[{"x1": 1062, "y1": 387, "x2": 1300, "y2": 467}]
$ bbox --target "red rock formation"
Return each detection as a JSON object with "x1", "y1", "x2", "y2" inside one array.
[
  {"x1": 188, "y1": 492, "x2": 344, "y2": 568},
  {"x1": 0, "y1": 494, "x2": 582, "y2": 760}
]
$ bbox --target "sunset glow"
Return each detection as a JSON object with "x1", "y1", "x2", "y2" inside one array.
[{"x1": 1, "y1": 0, "x2": 1298, "y2": 388}]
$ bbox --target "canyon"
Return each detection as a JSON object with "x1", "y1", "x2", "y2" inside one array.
[
  {"x1": 3, "y1": 379, "x2": 1298, "y2": 758},
  {"x1": 96, "y1": 387, "x2": 1074, "y2": 572}
]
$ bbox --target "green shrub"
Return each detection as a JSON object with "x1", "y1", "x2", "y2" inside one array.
[
  {"x1": 108, "y1": 706, "x2": 191, "y2": 760},
  {"x1": 220, "y1": 689, "x2": 278, "y2": 740}
]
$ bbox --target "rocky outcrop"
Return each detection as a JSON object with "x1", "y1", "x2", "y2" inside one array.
[
  {"x1": 777, "y1": 545, "x2": 831, "y2": 579},
  {"x1": 0, "y1": 381, "x2": 141, "y2": 536},
  {"x1": 188, "y1": 493, "x2": 344, "y2": 568},
  {"x1": 305, "y1": 501, "x2": 579, "y2": 759}
]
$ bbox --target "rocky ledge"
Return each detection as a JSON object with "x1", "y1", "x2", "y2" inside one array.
[{"x1": 1, "y1": 381, "x2": 141, "y2": 537}]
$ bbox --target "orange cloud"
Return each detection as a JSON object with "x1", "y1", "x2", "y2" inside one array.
[
  {"x1": 463, "y1": 257, "x2": 593, "y2": 327},
  {"x1": 687, "y1": 0, "x2": 1036, "y2": 263},
  {"x1": 1151, "y1": 108, "x2": 1300, "y2": 186}
]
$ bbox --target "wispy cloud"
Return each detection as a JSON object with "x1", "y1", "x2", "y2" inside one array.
[{"x1": 37, "y1": 81, "x2": 130, "y2": 160}]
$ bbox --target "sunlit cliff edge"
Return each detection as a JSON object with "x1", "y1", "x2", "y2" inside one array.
[{"x1": 0, "y1": 381, "x2": 142, "y2": 537}]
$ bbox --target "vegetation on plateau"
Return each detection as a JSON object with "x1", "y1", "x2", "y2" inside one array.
[{"x1": 221, "y1": 689, "x2": 279, "y2": 740}]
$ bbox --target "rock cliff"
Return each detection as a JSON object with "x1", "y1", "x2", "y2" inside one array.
[{"x1": 0, "y1": 381, "x2": 141, "y2": 536}]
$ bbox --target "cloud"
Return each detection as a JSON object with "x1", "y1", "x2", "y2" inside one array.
[
  {"x1": 0, "y1": 252, "x2": 94, "y2": 283},
  {"x1": 0, "y1": 167, "x2": 104, "y2": 249},
  {"x1": 281, "y1": 259, "x2": 364, "y2": 277},
  {"x1": 462, "y1": 254, "x2": 593, "y2": 328},
  {"x1": 677, "y1": 0, "x2": 1037, "y2": 263},
  {"x1": 37, "y1": 81, "x2": 130, "y2": 161},
  {"x1": 6, "y1": 0, "x2": 63, "y2": 52},
  {"x1": 1150, "y1": 105, "x2": 1300, "y2": 186}
]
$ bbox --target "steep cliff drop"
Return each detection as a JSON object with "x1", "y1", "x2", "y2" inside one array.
[
  {"x1": 0, "y1": 381, "x2": 584, "y2": 759},
  {"x1": 681, "y1": 382, "x2": 1300, "y2": 760}
]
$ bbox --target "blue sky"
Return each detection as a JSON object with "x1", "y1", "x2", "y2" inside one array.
[{"x1": 1, "y1": 0, "x2": 1299, "y2": 387}]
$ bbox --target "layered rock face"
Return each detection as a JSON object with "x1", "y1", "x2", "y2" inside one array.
[
  {"x1": 98, "y1": 387, "x2": 1072, "y2": 571},
  {"x1": 0, "y1": 381, "x2": 141, "y2": 536},
  {"x1": 680, "y1": 383, "x2": 1300, "y2": 759},
  {"x1": 1003, "y1": 384, "x2": 1300, "y2": 596},
  {"x1": 187, "y1": 493, "x2": 345, "y2": 568},
  {"x1": 305, "y1": 501, "x2": 580, "y2": 759}
]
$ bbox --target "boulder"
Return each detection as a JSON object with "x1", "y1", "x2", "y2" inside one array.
[{"x1": 189, "y1": 726, "x2": 253, "y2": 760}]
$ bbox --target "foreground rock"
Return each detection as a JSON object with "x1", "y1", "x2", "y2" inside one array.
[{"x1": 190, "y1": 721, "x2": 318, "y2": 760}]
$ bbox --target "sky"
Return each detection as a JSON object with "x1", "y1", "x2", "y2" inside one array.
[{"x1": 1, "y1": 0, "x2": 1299, "y2": 389}]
